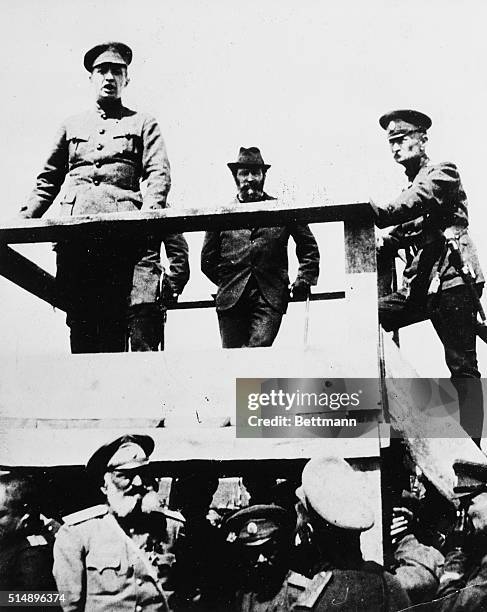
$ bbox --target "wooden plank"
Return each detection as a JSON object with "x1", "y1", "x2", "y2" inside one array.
[
  {"x1": 0, "y1": 245, "x2": 63, "y2": 308},
  {"x1": 171, "y1": 291, "x2": 346, "y2": 310},
  {"x1": 0, "y1": 348, "x2": 382, "y2": 423},
  {"x1": 344, "y1": 218, "x2": 377, "y2": 275},
  {"x1": 0, "y1": 427, "x2": 381, "y2": 466},
  {"x1": 0, "y1": 201, "x2": 372, "y2": 244},
  {"x1": 341, "y1": 217, "x2": 380, "y2": 377},
  {"x1": 382, "y1": 332, "x2": 487, "y2": 500}
]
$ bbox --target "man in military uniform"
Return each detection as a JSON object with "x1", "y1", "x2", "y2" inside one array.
[
  {"x1": 53, "y1": 434, "x2": 184, "y2": 611},
  {"x1": 294, "y1": 455, "x2": 445, "y2": 610},
  {"x1": 223, "y1": 504, "x2": 308, "y2": 611},
  {"x1": 0, "y1": 472, "x2": 60, "y2": 601},
  {"x1": 20, "y1": 42, "x2": 189, "y2": 353},
  {"x1": 433, "y1": 460, "x2": 487, "y2": 610},
  {"x1": 372, "y1": 109, "x2": 484, "y2": 442},
  {"x1": 170, "y1": 470, "x2": 231, "y2": 610},
  {"x1": 201, "y1": 147, "x2": 320, "y2": 348}
]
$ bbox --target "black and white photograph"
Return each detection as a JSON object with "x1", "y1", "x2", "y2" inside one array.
[{"x1": 1, "y1": 1, "x2": 487, "y2": 609}]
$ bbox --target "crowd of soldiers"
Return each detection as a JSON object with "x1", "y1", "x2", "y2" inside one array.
[{"x1": 4, "y1": 434, "x2": 487, "y2": 610}]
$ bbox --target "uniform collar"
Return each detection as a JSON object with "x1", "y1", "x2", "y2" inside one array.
[
  {"x1": 95, "y1": 99, "x2": 124, "y2": 119},
  {"x1": 404, "y1": 155, "x2": 429, "y2": 182}
]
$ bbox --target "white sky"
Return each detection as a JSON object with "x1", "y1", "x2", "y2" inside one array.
[{"x1": 1, "y1": 0, "x2": 487, "y2": 376}]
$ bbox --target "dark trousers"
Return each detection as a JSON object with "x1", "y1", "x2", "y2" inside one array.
[
  {"x1": 68, "y1": 318, "x2": 128, "y2": 353},
  {"x1": 217, "y1": 278, "x2": 283, "y2": 348},
  {"x1": 57, "y1": 240, "x2": 166, "y2": 354},
  {"x1": 128, "y1": 303, "x2": 165, "y2": 351},
  {"x1": 379, "y1": 284, "x2": 484, "y2": 441},
  {"x1": 56, "y1": 241, "x2": 139, "y2": 354}
]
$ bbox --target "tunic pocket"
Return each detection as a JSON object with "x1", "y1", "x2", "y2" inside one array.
[
  {"x1": 113, "y1": 131, "x2": 139, "y2": 156},
  {"x1": 59, "y1": 190, "x2": 76, "y2": 216},
  {"x1": 68, "y1": 132, "x2": 91, "y2": 161},
  {"x1": 86, "y1": 553, "x2": 131, "y2": 595}
]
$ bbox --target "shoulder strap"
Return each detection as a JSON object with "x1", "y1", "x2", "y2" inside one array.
[
  {"x1": 63, "y1": 504, "x2": 108, "y2": 525},
  {"x1": 294, "y1": 571, "x2": 333, "y2": 611}
]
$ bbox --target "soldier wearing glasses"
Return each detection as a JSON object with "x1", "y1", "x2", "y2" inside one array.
[{"x1": 53, "y1": 435, "x2": 183, "y2": 611}]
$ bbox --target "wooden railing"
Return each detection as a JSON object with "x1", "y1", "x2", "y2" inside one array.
[{"x1": 0, "y1": 200, "x2": 374, "y2": 310}]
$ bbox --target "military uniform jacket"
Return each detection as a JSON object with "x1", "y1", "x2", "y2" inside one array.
[
  {"x1": 0, "y1": 532, "x2": 58, "y2": 592},
  {"x1": 391, "y1": 534, "x2": 444, "y2": 605},
  {"x1": 21, "y1": 103, "x2": 189, "y2": 307},
  {"x1": 22, "y1": 103, "x2": 170, "y2": 218},
  {"x1": 53, "y1": 504, "x2": 181, "y2": 612},
  {"x1": 201, "y1": 195, "x2": 320, "y2": 313},
  {"x1": 431, "y1": 547, "x2": 487, "y2": 611},
  {"x1": 301, "y1": 563, "x2": 411, "y2": 612},
  {"x1": 233, "y1": 570, "x2": 305, "y2": 612},
  {"x1": 373, "y1": 159, "x2": 484, "y2": 297}
]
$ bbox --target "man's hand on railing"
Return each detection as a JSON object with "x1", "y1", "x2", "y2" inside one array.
[{"x1": 290, "y1": 279, "x2": 311, "y2": 300}]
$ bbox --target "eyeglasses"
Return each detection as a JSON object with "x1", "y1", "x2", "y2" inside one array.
[{"x1": 107, "y1": 465, "x2": 153, "y2": 489}]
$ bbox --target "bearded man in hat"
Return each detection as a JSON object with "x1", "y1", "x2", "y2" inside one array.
[
  {"x1": 201, "y1": 146, "x2": 320, "y2": 348},
  {"x1": 293, "y1": 456, "x2": 443, "y2": 610},
  {"x1": 52, "y1": 434, "x2": 184, "y2": 611},
  {"x1": 20, "y1": 42, "x2": 189, "y2": 353},
  {"x1": 372, "y1": 109, "x2": 484, "y2": 443}
]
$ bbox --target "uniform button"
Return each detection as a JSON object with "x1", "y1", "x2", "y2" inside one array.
[
  {"x1": 101, "y1": 113, "x2": 107, "y2": 120},
  {"x1": 137, "y1": 579, "x2": 143, "y2": 586},
  {"x1": 96, "y1": 143, "x2": 103, "y2": 150},
  {"x1": 94, "y1": 161, "x2": 101, "y2": 168},
  {"x1": 93, "y1": 179, "x2": 100, "y2": 186},
  {"x1": 99, "y1": 128, "x2": 105, "y2": 134},
  {"x1": 136, "y1": 606, "x2": 142, "y2": 612}
]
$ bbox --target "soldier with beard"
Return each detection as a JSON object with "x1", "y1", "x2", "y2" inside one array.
[
  {"x1": 201, "y1": 147, "x2": 320, "y2": 348},
  {"x1": 53, "y1": 435, "x2": 183, "y2": 611}
]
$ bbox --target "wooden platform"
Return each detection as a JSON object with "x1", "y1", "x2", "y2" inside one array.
[{"x1": 0, "y1": 348, "x2": 382, "y2": 425}]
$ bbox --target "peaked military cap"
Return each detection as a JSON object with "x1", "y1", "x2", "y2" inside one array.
[
  {"x1": 227, "y1": 147, "x2": 271, "y2": 172},
  {"x1": 296, "y1": 456, "x2": 374, "y2": 531},
  {"x1": 224, "y1": 504, "x2": 292, "y2": 546},
  {"x1": 453, "y1": 460, "x2": 487, "y2": 497},
  {"x1": 379, "y1": 109, "x2": 432, "y2": 141},
  {"x1": 84, "y1": 41, "x2": 133, "y2": 72},
  {"x1": 86, "y1": 434, "x2": 154, "y2": 483}
]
